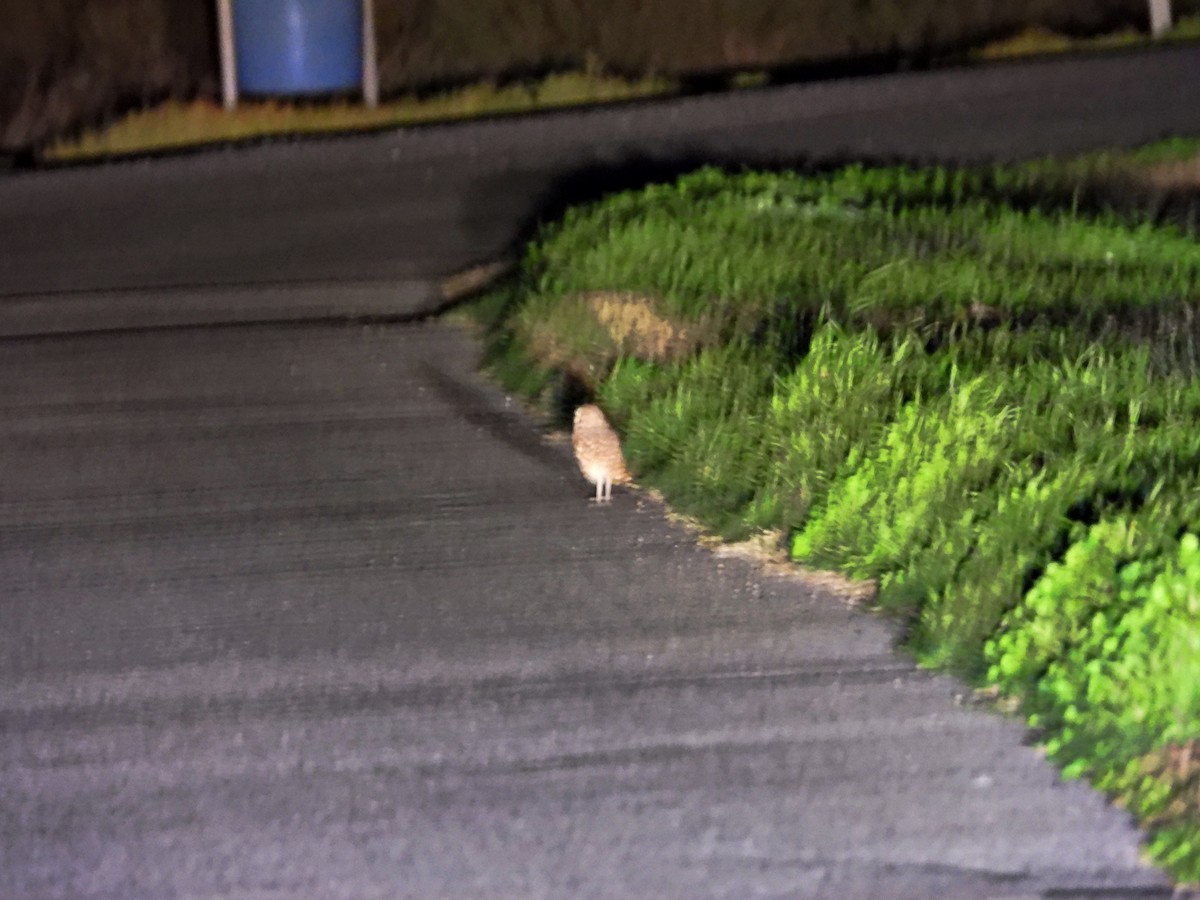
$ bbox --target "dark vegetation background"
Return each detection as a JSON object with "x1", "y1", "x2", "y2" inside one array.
[{"x1": 0, "y1": 0, "x2": 1192, "y2": 152}]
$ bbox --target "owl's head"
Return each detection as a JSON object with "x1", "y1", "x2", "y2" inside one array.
[{"x1": 574, "y1": 403, "x2": 606, "y2": 429}]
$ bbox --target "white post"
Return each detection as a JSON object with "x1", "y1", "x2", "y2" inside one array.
[
  {"x1": 362, "y1": 0, "x2": 379, "y2": 108},
  {"x1": 1149, "y1": 0, "x2": 1173, "y2": 38},
  {"x1": 217, "y1": 0, "x2": 238, "y2": 109}
]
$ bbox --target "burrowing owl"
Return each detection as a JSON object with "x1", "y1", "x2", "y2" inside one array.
[{"x1": 572, "y1": 404, "x2": 631, "y2": 503}]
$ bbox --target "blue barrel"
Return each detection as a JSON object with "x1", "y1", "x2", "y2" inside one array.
[{"x1": 234, "y1": 0, "x2": 362, "y2": 96}]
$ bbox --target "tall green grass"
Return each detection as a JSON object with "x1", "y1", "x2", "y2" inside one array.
[
  {"x1": 524, "y1": 166, "x2": 1200, "y2": 340},
  {"x1": 476, "y1": 163, "x2": 1200, "y2": 881}
]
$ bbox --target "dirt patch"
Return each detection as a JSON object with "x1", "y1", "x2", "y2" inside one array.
[
  {"x1": 585, "y1": 291, "x2": 698, "y2": 363},
  {"x1": 440, "y1": 260, "x2": 516, "y2": 303},
  {"x1": 1140, "y1": 155, "x2": 1200, "y2": 190}
]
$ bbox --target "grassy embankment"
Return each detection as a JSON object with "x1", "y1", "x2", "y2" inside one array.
[
  {"x1": 465, "y1": 153, "x2": 1200, "y2": 882},
  {"x1": 37, "y1": 14, "x2": 1200, "y2": 162}
]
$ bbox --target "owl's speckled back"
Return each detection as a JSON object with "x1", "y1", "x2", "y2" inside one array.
[{"x1": 572, "y1": 404, "x2": 630, "y2": 502}]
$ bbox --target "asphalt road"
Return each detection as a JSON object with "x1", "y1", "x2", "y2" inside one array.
[
  {"x1": 0, "y1": 323, "x2": 1170, "y2": 899},
  {"x1": 2, "y1": 44, "x2": 1198, "y2": 899}
]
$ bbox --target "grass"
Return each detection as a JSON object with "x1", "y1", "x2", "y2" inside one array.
[
  {"x1": 41, "y1": 69, "x2": 677, "y2": 161},
  {"x1": 973, "y1": 14, "x2": 1200, "y2": 59},
  {"x1": 467, "y1": 158, "x2": 1200, "y2": 884}
]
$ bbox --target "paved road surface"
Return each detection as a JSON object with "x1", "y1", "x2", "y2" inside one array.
[
  {"x1": 2, "y1": 44, "x2": 1198, "y2": 898},
  {"x1": 0, "y1": 322, "x2": 1170, "y2": 898}
]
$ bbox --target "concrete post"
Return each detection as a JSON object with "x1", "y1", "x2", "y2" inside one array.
[
  {"x1": 217, "y1": 0, "x2": 238, "y2": 109},
  {"x1": 1149, "y1": 0, "x2": 1173, "y2": 38},
  {"x1": 362, "y1": 0, "x2": 379, "y2": 108}
]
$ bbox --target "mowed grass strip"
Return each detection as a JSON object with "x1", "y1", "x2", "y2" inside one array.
[
  {"x1": 973, "y1": 14, "x2": 1200, "y2": 59},
  {"x1": 42, "y1": 69, "x2": 676, "y2": 161},
  {"x1": 470, "y1": 162, "x2": 1200, "y2": 882}
]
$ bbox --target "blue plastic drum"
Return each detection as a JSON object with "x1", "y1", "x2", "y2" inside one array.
[{"x1": 234, "y1": 0, "x2": 362, "y2": 95}]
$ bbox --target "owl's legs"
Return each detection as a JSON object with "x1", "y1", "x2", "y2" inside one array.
[
  {"x1": 602, "y1": 476, "x2": 613, "y2": 503},
  {"x1": 594, "y1": 479, "x2": 603, "y2": 503}
]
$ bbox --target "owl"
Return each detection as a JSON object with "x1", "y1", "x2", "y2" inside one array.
[{"x1": 572, "y1": 404, "x2": 631, "y2": 503}]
